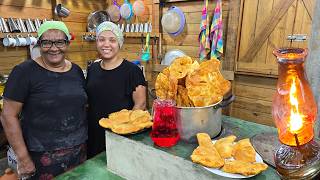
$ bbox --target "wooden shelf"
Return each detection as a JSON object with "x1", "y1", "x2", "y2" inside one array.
[
  {"x1": 0, "y1": 32, "x2": 37, "y2": 38},
  {"x1": 154, "y1": 0, "x2": 190, "y2": 3},
  {"x1": 79, "y1": 32, "x2": 159, "y2": 38}
]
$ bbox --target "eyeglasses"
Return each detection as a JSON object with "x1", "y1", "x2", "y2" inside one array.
[{"x1": 39, "y1": 39, "x2": 69, "y2": 48}]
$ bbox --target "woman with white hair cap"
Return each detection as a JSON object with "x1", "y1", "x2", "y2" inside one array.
[{"x1": 86, "y1": 21, "x2": 146, "y2": 157}]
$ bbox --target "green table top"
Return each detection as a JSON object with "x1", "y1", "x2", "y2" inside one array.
[{"x1": 56, "y1": 116, "x2": 280, "y2": 180}]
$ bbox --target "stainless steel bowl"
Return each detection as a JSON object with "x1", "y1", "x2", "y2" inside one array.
[
  {"x1": 176, "y1": 95, "x2": 235, "y2": 143},
  {"x1": 87, "y1": 11, "x2": 111, "y2": 32}
]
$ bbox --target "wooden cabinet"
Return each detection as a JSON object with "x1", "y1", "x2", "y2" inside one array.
[{"x1": 236, "y1": 0, "x2": 314, "y2": 76}]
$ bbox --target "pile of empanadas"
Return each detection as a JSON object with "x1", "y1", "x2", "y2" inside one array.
[
  {"x1": 155, "y1": 56, "x2": 231, "y2": 107},
  {"x1": 99, "y1": 109, "x2": 153, "y2": 135},
  {"x1": 191, "y1": 133, "x2": 268, "y2": 176}
]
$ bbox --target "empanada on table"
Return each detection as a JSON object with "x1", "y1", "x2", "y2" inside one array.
[
  {"x1": 191, "y1": 133, "x2": 224, "y2": 168},
  {"x1": 232, "y1": 138, "x2": 256, "y2": 163},
  {"x1": 191, "y1": 146, "x2": 224, "y2": 168},
  {"x1": 109, "y1": 109, "x2": 131, "y2": 123},
  {"x1": 98, "y1": 118, "x2": 113, "y2": 128},
  {"x1": 222, "y1": 160, "x2": 268, "y2": 176},
  {"x1": 99, "y1": 109, "x2": 153, "y2": 134},
  {"x1": 111, "y1": 123, "x2": 141, "y2": 135},
  {"x1": 196, "y1": 133, "x2": 214, "y2": 148},
  {"x1": 214, "y1": 135, "x2": 237, "y2": 158}
]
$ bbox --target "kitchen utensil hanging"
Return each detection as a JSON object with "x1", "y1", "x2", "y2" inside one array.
[
  {"x1": 8, "y1": 18, "x2": 20, "y2": 33},
  {"x1": 141, "y1": 33, "x2": 150, "y2": 61},
  {"x1": 87, "y1": 10, "x2": 111, "y2": 32},
  {"x1": 161, "y1": 6, "x2": 185, "y2": 36},
  {"x1": 133, "y1": 0, "x2": 145, "y2": 17},
  {"x1": 107, "y1": 0, "x2": 121, "y2": 23},
  {"x1": 54, "y1": 4, "x2": 70, "y2": 18},
  {"x1": 161, "y1": 49, "x2": 186, "y2": 65},
  {"x1": 120, "y1": 0, "x2": 133, "y2": 21},
  {"x1": 0, "y1": 17, "x2": 9, "y2": 33}
]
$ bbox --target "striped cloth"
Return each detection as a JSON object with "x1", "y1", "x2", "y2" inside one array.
[
  {"x1": 199, "y1": 0, "x2": 210, "y2": 61},
  {"x1": 210, "y1": 0, "x2": 223, "y2": 60}
]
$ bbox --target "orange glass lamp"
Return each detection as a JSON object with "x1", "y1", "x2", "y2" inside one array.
[{"x1": 272, "y1": 48, "x2": 320, "y2": 179}]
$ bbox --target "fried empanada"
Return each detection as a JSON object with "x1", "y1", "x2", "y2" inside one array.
[
  {"x1": 196, "y1": 133, "x2": 214, "y2": 148},
  {"x1": 169, "y1": 56, "x2": 197, "y2": 79},
  {"x1": 191, "y1": 146, "x2": 224, "y2": 168},
  {"x1": 99, "y1": 118, "x2": 113, "y2": 128},
  {"x1": 232, "y1": 138, "x2": 256, "y2": 163},
  {"x1": 214, "y1": 135, "x2": 237, "y2": 158},
  {"x1": 191, "y1": 133, "x2": 224, "y2": 168},
  {"x1": 109, "y1": 109, "x2": 131, "y2": 122},
  {"x1": 222, "y1": 160, "x2": 268, "y2": 176},
  {"x1": 130, "y1": 110, "x2": 151, "y2": 122},
  {"x1": 111, "y1": 123, "x2": 141, "y2": 134},
  {"x1": 99, "y1": 109, "x2": 153, "y2": 134},
  {"x1": 155, "y1": 72, "x2": 178, "y2": 100},
  {"x1": 186, "y1": 59, "x2": 227, "y2": 107},
  {"x1": 176, "y1": 85, "x2": 193, "y2": 107}
]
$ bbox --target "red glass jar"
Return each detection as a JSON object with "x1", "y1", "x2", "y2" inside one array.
[{"x1": 150, "y1": 99, "x2": 180, "y2": 147}]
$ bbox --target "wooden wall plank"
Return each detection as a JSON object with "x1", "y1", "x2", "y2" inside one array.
[
  {"x1": 232, "y1": 107, "x2": 275, "y2": 126},
  {"x1": 0, "y1": 5, "x2": 52, "y2": 19},
  {"x1": 252, "y1": 0, "x2": 273, "y2": 66},
  {"x1": 224, "y1": 0, "x2": 241, "y2": 71},
  {"x1": 265, "y1": 0, "x2": 296, "y2": 67},
  {"x1": 239, "y1": 0, "x2": 295, "y2": 63},
  {"x1": 238, "y1": 0, "x2": 258, "y2": 63},
  {"x1": 0, "y1": 0, "x2": 52, "y2": 8},
  {"x1": 291, "y1": 0, "x2": 313, "y2": 48}
]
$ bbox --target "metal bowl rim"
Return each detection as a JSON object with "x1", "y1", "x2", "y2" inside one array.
[{"x1": 175, "y1": 98, "x2": 223, "y2": 109}]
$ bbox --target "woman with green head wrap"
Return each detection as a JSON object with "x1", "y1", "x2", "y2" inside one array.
[
  {"x1": 1, "y1": 21, "x2": 87, "y2": 179},
  {"x1": 86, "y1": 21, "x2": 146, "y2": 157}
]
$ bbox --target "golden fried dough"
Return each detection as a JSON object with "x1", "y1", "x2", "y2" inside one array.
[
  {"x1": 196, "y1": 133, "x2": 214, "y2": 148},
  {"x1": 186, "y1": 60, "x2": 224, "y2": 106},
  {"x1": 176, "y1": 85, "x2": 193, "y2": 107},
  {"x1": 111, "y1": 123, "x2": 141, "y2": 135},
  {"x1": 214, "y1": 135, "x2": 237, "y2": 158},
  {"x1": 169, "y1": 56, "x2": 198, "y2": 79},
  {"x1": 109, "y1": 109, "x2": 130, "y2": 122},
  {"x1": 98, "y1": 118, "x2": 113, "y2": 128},
  {"x1": 130, "y1": 110, "x2": 151, "y2": 122},
  {"x1": 155, "y1": 72, "x2": 178, "y2": 100},
  {"x1": 232, "y1": 138, "x2": 256, "y2": 163},
  {"x1": 191, "y1": 146, "x2": 224, "y2": 168},
  {"x1": 155, "y1": 56, "x2": 230, "y2": 107},
  {"x1": 190, "y1": 133, "x2": 268, "y2": 176},
  {"x1": 222, "y1": 160, "x2": 268, "y2": 176},
  {"x1": 191, "y1": 133, "x2": 224, "y2": 168},
  {"x1": 99, "y1": 109, "x2": 153, "y2": 134}
]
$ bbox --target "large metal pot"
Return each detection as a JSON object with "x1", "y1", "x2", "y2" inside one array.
[{"x1": 176, "y1": 95, "x2": 235, "y2": 143}]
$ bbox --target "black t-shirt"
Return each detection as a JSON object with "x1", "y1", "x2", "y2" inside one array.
[
  {"x1": 86, "y1": 59, "x2": 146, "y2": 156},
  {"x1": 3, "y1": 60, "x2": 88, "y2": 151}
]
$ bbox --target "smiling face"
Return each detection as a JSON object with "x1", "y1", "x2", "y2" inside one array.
[
  {"x1": 96, "y1": 31, "x2": 120, "y2": 60},
  {"x1": 39, "y1": 29, "x2": 69, "y2": 65}
]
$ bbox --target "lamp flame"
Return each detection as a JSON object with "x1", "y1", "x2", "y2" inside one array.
[{"x1": 289, "y1": 77, "x2": 303, "y2": 133}]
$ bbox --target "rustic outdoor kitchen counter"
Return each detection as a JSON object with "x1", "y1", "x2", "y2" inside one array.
[{"x1": 56, "y1": 116, "x2": 281, "y2": 180}]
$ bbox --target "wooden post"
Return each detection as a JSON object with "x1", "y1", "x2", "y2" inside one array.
[{"x1": 306, "y1": 0, "x2": 320, "y2": 139}]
